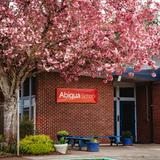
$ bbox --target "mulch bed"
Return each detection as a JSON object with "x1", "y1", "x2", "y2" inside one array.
[
  {"x1": 0, "y1": 151, "x2": 65, "y2": 160},
  {"x1": 0, "y1": 153, "x2": 28, "y2": 160},
  {"x1": 0, "y1": 154, "x2": 29, "y2": 160},
  {"x1": 0, "y1": 158, "x2": 29, "y2": 160}
]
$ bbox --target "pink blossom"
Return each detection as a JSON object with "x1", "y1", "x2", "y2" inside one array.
[
  {"x1": 151, "y1": 72, "x2": 157, "y2": 78},
  {"x1": 0, "y1": 0, "x2": 159, "y2": 82},
  {"x1": 128, "y1": 72, "x2": 134, "y2": 77},
  {"x1": 106, "y1": 75, "x2": 113, "y2": 81}
]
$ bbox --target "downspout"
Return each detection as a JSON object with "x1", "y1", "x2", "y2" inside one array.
[
  {"x1": 146, "y1": 85, "x2": 149, "y2": 122},
  {"x1": 150, "y1": 83, "x2": 154, "y2": 143}
]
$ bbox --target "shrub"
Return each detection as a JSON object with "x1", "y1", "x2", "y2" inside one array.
[
  {"x1": 20, "y1": 119, "x2": 34, "y2": 139},
  {"x1": 0, "y1": 135, "x2": 5, "y2": 152},
  {"x1": 57, "y1": 137, "x2": 68, "y2": 144},
  {"x1": 3, "y1": 138, "x2": 17, "y2": 154},
  {"x1": 20, "y1": 135, "x2": 54, "y2": 155},
  {"x1": 0, "y1": 135, "x2": 5, "y2": 143},
  {"x1": 7, "y1": 141, "x2": 17, "y2": 154},
  {"x1": 56, "y1": 130, "x2": 69, "y2": 136},
  {"x1": 90, "y1": 138, "x2": 98, "y2": 143}
]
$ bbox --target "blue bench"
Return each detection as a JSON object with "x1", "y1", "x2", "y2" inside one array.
[
  {"x1": 66, "y1": 136, "x2": 91, "y2": 150},
  {"x1": 65, "y1": 135, "x2": 122, "y2": 150},
  {"x1": 94, "y1": 136, "x2": 122, "y2": 146}
]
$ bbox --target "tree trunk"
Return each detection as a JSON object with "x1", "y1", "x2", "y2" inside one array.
[
  {"x1": 3, "y1": 92, "x2": 18, "y2": 144},
  {"x1": 0, "y1": 70, "x2": 30, "y2": 145}
]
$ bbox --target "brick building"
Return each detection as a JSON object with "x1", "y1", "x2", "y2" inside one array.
[{"x1": 0, "y1": 70, "x2": 160, "y2": 143}]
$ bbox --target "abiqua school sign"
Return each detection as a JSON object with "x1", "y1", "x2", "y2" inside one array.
[{"x1": 56, "y1": 88, "x2": 98, "y2": 103}]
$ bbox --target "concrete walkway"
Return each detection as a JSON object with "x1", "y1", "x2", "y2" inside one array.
[{"x1": 25, "y1": 144, "x2": 160, "y2": 160}]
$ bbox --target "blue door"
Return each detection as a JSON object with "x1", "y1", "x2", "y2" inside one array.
[{"x1": 120, "y1": 101, "x2": 135, "y2": 140}]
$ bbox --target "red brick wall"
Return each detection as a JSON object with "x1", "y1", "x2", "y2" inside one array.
[
  {"x1": 152, "y1": 82, "x2": 160, "y2": 143},
  {"x1": 136, "y1": 85, "x2": 152, "y2": 143},
  {"x1": 36, "y1": 72, "x2": 114, "y2": 141}
]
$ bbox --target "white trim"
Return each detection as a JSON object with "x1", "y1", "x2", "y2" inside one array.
[
  {"x1": 114, "y1": 82, "x2": 135, "y2": 87},
  {"x1": 119, "y1": 97, "x2": 135, "y2": 101},
  {"x1": 20, "y1": 96, "x2": 35, "y2": 108},
  {"x1": 116, "y1": 87, "x2": 120, "y2": 139},
  {"x1": 33, "y1": 104, "x2": 36, "y2": 135}
]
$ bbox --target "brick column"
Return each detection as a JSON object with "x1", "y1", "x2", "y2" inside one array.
[
  {"x1": 136, "y1": 84, "x2": 152, "y2": 143},
  {"x1": 152, "y1": 82, "x2": 160, "y2": 143}
]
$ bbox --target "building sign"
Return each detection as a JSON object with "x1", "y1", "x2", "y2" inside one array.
[{"x1": 56, "y1": 88, "x2": 98, "y2": 103}]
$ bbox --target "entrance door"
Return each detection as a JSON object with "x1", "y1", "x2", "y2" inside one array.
[
  {"x1": 120, "y1": 101, "x2": 135, "y2": 140},
  {"x1": 114, "y1": 86, "x2": 137, "y2": 141}
]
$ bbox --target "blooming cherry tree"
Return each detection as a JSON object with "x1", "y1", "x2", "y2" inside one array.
[{"x1": 0, "y1": 0, "x2": 159, "y2": 143}]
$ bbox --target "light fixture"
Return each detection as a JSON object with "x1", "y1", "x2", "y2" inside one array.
[{"x1": 117, "y1": 76, "x2": 122, "y2": 82}]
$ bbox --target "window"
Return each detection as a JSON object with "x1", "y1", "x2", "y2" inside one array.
[
  {"x1": 20, "y1": 76, "x2": 36, "y2": 120},
  {"x1": 120, "y1": 87, "x2": 134, "y2": 97}
]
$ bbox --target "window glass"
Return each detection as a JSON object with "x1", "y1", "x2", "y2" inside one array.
[
  {"x1": 114, "y1": 87, "x2": 116, "y2": 97},
  {"x1": 31, "y1": 106, "x2": 34, "y2": 120},
  {"x1": 23, "y1": 108, "x2": 29, "y2": 120},
  {"x1": 19, "y1": 88, "x2": 21, "y2": 97},
  {"x1": 32, "y1": 77, "x2": 36, "y2": 95},
  {"x1": 23, "y1": 78, "x2": 29, "y2": 96},
  {"x1": 120, "y1": 87, "x2": 134, "y2": 97}
]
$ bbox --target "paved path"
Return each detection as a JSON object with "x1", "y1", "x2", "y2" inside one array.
[
  {"x1": 2, "y1": 144, "x2": 160, "y2": 160},
  {"x1": 24, "y1": 144, "x2": 160, "y2": 160}
]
